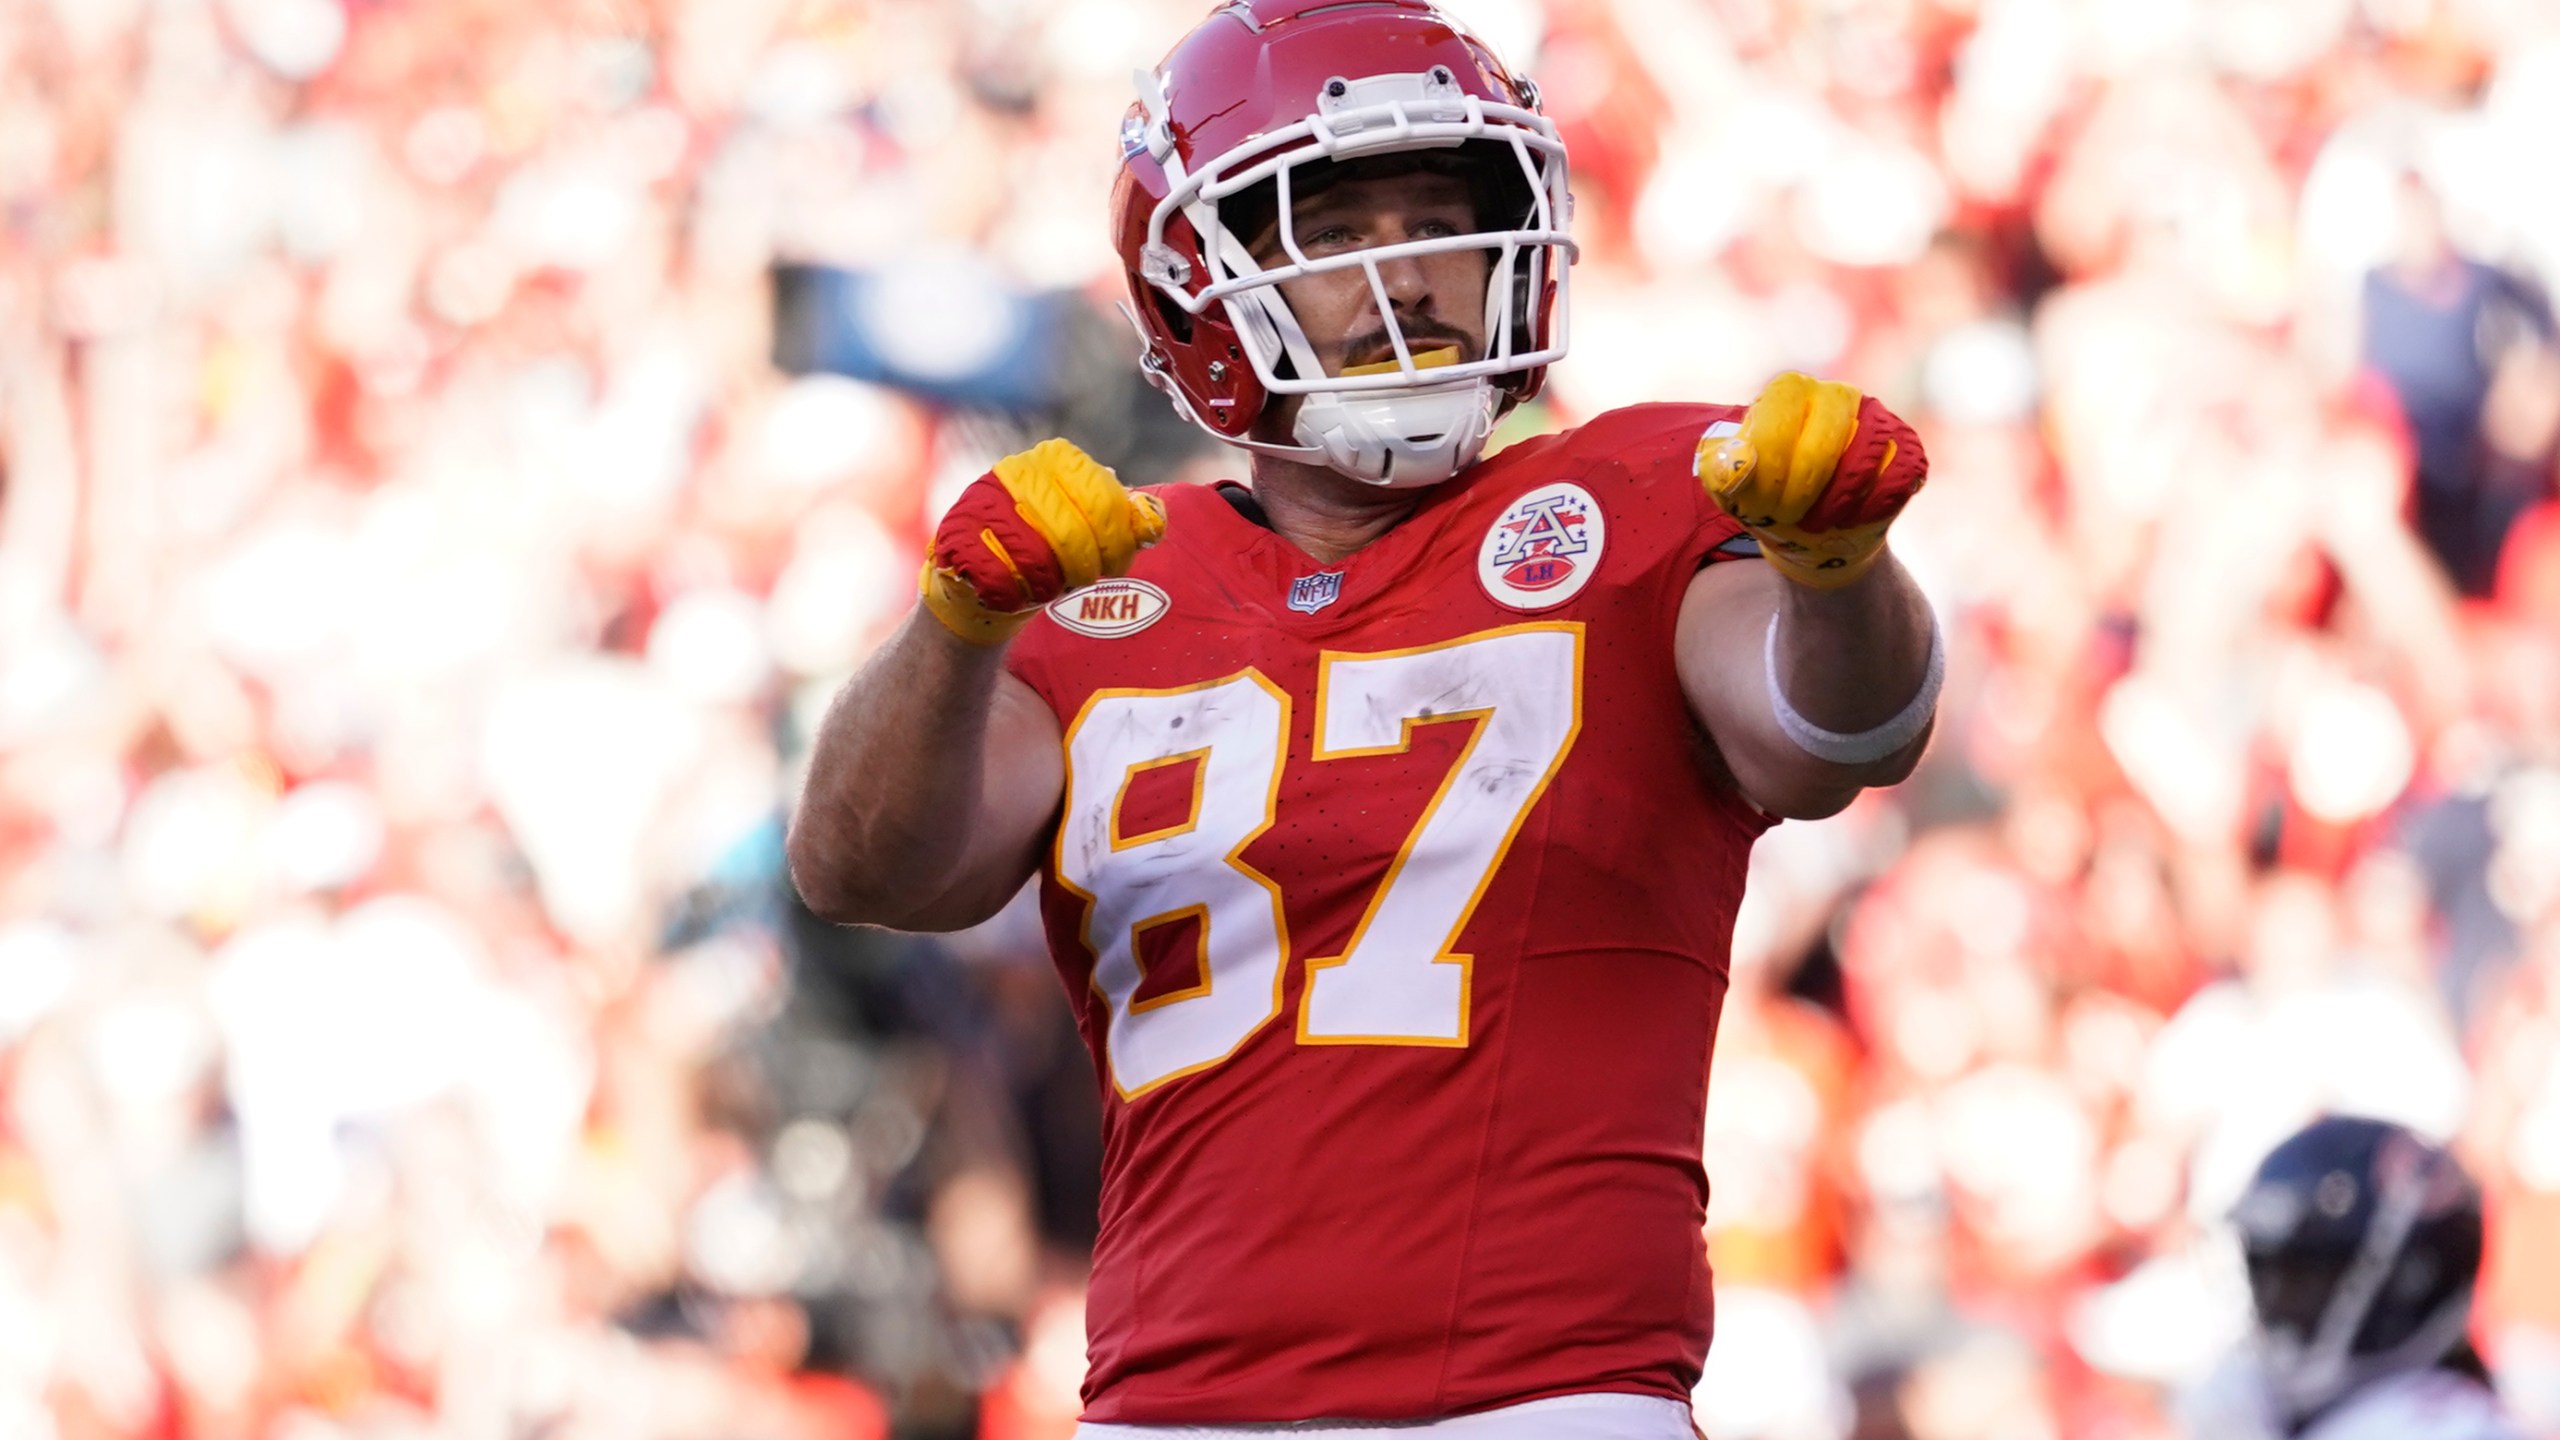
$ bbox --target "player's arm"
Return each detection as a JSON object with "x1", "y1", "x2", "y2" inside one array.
[
  {"x1": 787, "y1": 440, "x2": 1165, "y2": 931},
  {"x1": 1674, "y1": 375, "x2": 1939, "y2": 820},
  {"x1": 1677, "y1": 550, "x2": 1935, "y2": 819},
  {"x1": 789, "y1": 616, "x2": 1064, "y2": 931}
]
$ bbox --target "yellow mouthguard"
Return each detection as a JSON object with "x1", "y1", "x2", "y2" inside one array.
[{"x1": 1340, "y1": 345, "x2": 1462, "y2": 378}]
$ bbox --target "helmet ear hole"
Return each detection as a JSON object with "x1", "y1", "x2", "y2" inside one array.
[{"x1": 1150, "y1": 289, "x2": 1194, "y2": 344}]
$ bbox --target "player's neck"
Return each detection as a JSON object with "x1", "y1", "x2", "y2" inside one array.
[{"x1": 1245, "y1": 453, "x2": 1430, "y2": 564}]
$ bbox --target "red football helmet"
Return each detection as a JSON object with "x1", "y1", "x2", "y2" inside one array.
[{"x1": 1111, "y1": 0, "x2": 1574, "y2": 487}]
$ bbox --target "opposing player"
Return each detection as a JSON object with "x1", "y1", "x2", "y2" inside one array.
[
  {"x1": 2181, "y1": 1116, "x2": 2523, "y2": 1440},
  {"x1": 788, "y1": 2, "x2": 1938, "y2": 1434}
]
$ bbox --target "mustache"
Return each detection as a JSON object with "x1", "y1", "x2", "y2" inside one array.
[{"x1": 1342, "y1": 326, "x2": 1473, "y2": 368}]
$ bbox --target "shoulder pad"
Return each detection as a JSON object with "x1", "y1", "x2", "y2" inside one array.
[{"x1": 1554, "y1": 401, "x2": 1747, "y2": 471}]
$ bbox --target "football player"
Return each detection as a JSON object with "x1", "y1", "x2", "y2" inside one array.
[
  {"x1": 2181, "y1": 1116, "x2": 2524, "y2": 1440},
  {"x1": 788, "y1": 2, "x2": 1938, "y2": 1435}
]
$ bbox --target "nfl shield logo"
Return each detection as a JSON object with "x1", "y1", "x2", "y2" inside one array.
[{"x1": 1286, "y1": 570, "x2": 1344, "y2": 615}]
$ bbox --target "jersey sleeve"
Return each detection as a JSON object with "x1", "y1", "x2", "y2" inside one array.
[
  {"x1": 1001, "y1": 620, "x2": 1061, "y2": 714},
  {"x1": 1667, "y1": 404, "x2": 1761, "y2": 574},
  {"x1": 1553, "y1": 401, "x2": 1777, "y2": 831},
  {"x1": 1560, "y1": 402, "x2": 1761, "y2": 644}
]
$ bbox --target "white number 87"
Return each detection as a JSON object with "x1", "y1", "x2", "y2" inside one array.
[{"x1": 1055, "y1": 623, "x2": 1584, "y2": 1098}]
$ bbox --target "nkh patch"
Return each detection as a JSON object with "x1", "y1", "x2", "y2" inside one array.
[
  {"x1": 1477, "y1": 481, "x2": 1605, "y2": 610},
  {"x1": 1286, "y1": 570, "x2": 1345, "y2": 615},
  {"x1": 1049, "y1": 578, "x2": 1170, "y2": 637}
]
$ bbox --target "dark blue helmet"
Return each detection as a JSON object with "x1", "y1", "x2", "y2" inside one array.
[{"x1": 2230, "y1": 1115, "x2": 2484, "y2": 1422}]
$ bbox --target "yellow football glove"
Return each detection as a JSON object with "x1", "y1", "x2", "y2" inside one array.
[
  {"x1": 919, "y1": 439, "x2": 1168, "y2": 645},
  {"x1": 1697, "y1": 372, "x2": 1927, "y2": 590}
]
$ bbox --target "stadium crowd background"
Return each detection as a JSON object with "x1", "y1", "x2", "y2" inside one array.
[{"x1": 1, "y1": 0, "x2": 2558, "y2": 1436}]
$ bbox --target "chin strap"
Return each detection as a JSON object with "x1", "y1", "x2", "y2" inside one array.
[{"x1": 1291, "y1": 379, "x2": 1499, "y2": 487}]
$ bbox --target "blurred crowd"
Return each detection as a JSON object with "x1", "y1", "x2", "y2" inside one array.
[{"x1": 0, "y1": 0, "x2": 2556, "y2": 1438}]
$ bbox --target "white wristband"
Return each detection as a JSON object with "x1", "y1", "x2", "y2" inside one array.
[{"x1": 1764, "y1": 610, "x2": 1944, "y2": 765}]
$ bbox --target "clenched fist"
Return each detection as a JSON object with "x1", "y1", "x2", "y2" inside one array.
[
  {"x1": 920, "y1": 439, "x2": 1168, "y2": 645},
  {"x1": 1696, "y1": 372, "x2": 1926, "y2": 590}
]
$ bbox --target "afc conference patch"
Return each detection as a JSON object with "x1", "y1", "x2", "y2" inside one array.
[
  {"x1": 1477, "y1": 481, "x2": 1605, "y2": 610},
  {"x1": 1286, "y1": 570, "x2": 1345, "y2": 615}
]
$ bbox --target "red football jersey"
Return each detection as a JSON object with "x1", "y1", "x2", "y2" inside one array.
[{"x1": 1004, "y1": 403, "x2": 1773, "y2": 1423}]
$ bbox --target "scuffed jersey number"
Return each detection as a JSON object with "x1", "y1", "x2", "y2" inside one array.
[
  {"x1": 1057, "y1": 624, "x2": 1584, "y2": 1096},
  {"x1": 1058, "y1": 673, "x2": 1292, "y2": 1097}
]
